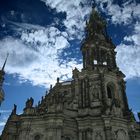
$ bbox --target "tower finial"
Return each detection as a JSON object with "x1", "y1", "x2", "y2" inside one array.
[
  {"x1": 11, "y1": 104, "x2": 17, "y2": 115},
  {"x1": 92, "y1": 2, "x2": 96, "y2": 9},
  {"x1": 57, "y1": 77, "x2": 59, "y2": 83},
  {"x1": 2, "y1": 53, "x2": 9, "y2": 71}
]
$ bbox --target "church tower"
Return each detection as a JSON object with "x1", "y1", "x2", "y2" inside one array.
[
  {"x1": 82, "y1": 9, "x2": 117, "y2": 70},
  {"x1": 77, "y1": 8, "x2": 131, "y2": 117},
  {"x1": 73, "y1": 9, "x2": 137, "y2": 140}
]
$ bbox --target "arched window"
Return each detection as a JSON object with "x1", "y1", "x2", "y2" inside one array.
[
  {"x1": 34, "y1": 135, "x2": 40, "y2": 140},
  {"x1": 116, "y1": 129, "x2": 127, "y2": 140},
  {"x1": 107, "y1": 83, "x2": 115, "y2": 99},
  {"x1": 107, "y1": 86, "x2": 112, "y2": 98}
]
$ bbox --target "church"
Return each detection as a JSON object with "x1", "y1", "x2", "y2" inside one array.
[{"x1": 1, "y1": 9, "x2": 140, "y2": 140}]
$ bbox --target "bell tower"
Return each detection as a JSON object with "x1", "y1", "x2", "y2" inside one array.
[
  {"x1": 78, "y1": 8, "x2": 131, "y2": 118},
  {"x1": 81, "y1": 9, "x2": 117, "y2": 70},
  {"x1": 75, "y1": 9, "x2": 135, "y2": 140}
]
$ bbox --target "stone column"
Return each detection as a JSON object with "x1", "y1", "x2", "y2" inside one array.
[
  {"x1": 87, "y1": 129, "x2": 92, "y2": 140},
  {"x1": 85, "y1": 78, "x2": 90, "y2": 107},
  {"x1": 79, "y1": 129, "x2": 92, "y2": 140},
  {"x1": 7, "y1": 133, "x2": 13, "y2": 140},
  {"x1": 81, "y1": 80, "x2": 84, "y2": 108},
  {"x1": 78, "y1": 130, "x2": 82, "y2": 140},
  {"x1": 83, "y1": 131, "x2": 86, "y2": 140},
  {"x1": 103, "y1": 117, "x2": 112, "y2": 140},
  {"x1": 82, "y1": 52, "x2": 86, "y2": 69},
  {"x1": 78, "y1": 80, "x2": 82, "y2": 108},
  {"x1": 56, "y1": 128, "x2": 62, "y2": 140},
  {"x1": 100, "y1": 73, "x2": 107, "y2": 114},
  {"x1": 104, "y1": 126, "x2": 112, "y2": 140},
  {"x1": 128, "y1": 130, "x2": 136, "y2": 140},
  {"x1": 18, "y1": 129, "x2": 27, "y2": 140}
]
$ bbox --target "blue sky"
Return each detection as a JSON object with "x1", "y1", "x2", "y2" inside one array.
[{"x1": 0, "y1": 0, "x2": 140, "y2": 133}]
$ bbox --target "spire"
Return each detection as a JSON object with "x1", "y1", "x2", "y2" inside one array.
[
  {"x1": 1, "y1": 53, "x2": 9, "y2": 71},
  {"x1": 0, "y1": 53, "x2": 9, "y2": 106},
  {"x1": 0, "y1": 53, "x2": 9, "y2": 87},
  {"x1": 85, "y1": 7, "x2": 107, "y2": 40},
  {"x1": 11, "y1": 104, "x2": 17, "y2": 115}
]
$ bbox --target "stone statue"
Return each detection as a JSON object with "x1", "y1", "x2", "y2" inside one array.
[
  {"x1": 72, "y1": 67, "x2": 79, "y2": 79},
  {"x1": 57, "y1": 77, "x2": 59, "y2": 83},
  {"x1": 90, "y1": 84, "x2": 100, "y2": 100},
  {"x1": 11, "y1": 104, "x2": 17, "y2": 115},
  {"x1": 111, "y1": 103, "x2": 122, "y2": 117},
  {"x1": 114, "y1": 98, "x2": 121, "y2": 108},
  {"x1": 129, "y1": 109, "x2": 135, "y2": 121},
  {"x1": 138, "y1": 112, "x2": 140, "y2": 121},
  {"x1": 38, "y1": 101, "x2": 41, "y2": 106},
  {"x1": 109, "y1": 98, "x2": 122, "y2": 117},
  {"x1": 26, "y1": 97, "x2": 34, "y2": 108}
]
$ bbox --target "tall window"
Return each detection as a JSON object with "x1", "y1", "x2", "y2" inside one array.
[
  {"x1": 107, "y1": 86, "x2": 112, "y2": 98},
  {"x1": 107, "y1": 83, "x2": 115, "y2": 99},
  {"x1": 34, "y1": 135, "x2": 40, "y2": 140}
]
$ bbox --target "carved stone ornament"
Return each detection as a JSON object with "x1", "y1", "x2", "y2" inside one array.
[
  {"x1": 90, "y1": 82, "x2": 100, "y2": 101},
  {"x1": 95, "y1": 131, "x2": 102, "y2": 140},
  {"x1": 25, "y1": 97, "x2": 34, "y2": 108}
]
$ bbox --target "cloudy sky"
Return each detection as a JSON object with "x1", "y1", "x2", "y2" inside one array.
[{"x1": 0, "y1": 0, "x2": 140, "y2": 134}]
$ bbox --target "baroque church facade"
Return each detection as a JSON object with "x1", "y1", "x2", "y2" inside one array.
[{"x1": 1, "y1": 9, "x2": 140, "y2": 140}]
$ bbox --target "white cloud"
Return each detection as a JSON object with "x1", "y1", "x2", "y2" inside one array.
[
  {"x1": 7, "y1": 20, "x2": 46, "y2": 30},
  {"x1": 0, "y1": 122, "x2": 5, "y2": 127},
  {"x1": 124, "y1": 34, "x2": 140, "y2": 46},
  {"x1": 41, "y1": 0, "x2": 91, "y2": 40},
  {"x1": 1, "y1": 0, "x2": 88, "y2": 87},
  {"x1": 124, "y1": 25, "x2": 140, "y2": 46},
  {"x1": 97, "y1": 0, "x2": 139, "y2": 25},
  {"x1": 0, "y1": 110, "x2": 11, "y2": 113},
  {"x1": 116, "y1": 44, "x2": 140, "y2": 79},
  {"x1": 108, "y1": 4, "x2": 133, "y2": 25},
  {"x1": 133, "y1": 4, "x2": 140, "y2": 19},
  {"x1": 0, "y1": 27, "x2": 82, "y2": 87},
  {"x1": 116, "y1": 22, "x2": 140, "y2": 79},
  {"x1": 0, "y1": 114, "x2": 9, "y2": 134},
  {"x1": 0, "y1": 0, "x2": 140, "y2": 87},
  {"x1": 0, "y1": 37, "x2": 39, "y2": 70}
]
